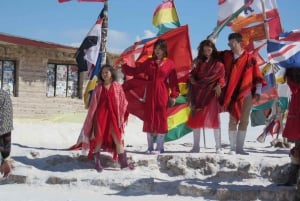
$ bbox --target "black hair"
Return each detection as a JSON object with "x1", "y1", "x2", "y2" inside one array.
[
  {"x1": 196, "y1": 39, "x2": 220, "y2": 62},
  {"x1": 98, "y1": 64, "x2": 117, "y2": 82},
  {"x1": 152, "y1": 39, "x2": 168, "y2": 58},
  {"x1": 228, "y1": 33, "x2": 243, "y2": 43},
  {"x1": 285, "y1": 67, "x2": 300, "y2": 84}
]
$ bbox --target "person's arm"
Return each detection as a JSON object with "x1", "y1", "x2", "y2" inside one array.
[
  {"x1": 168, "y1": 65, "x2": 180, "y2": 107},
  {"x1": 122, "y1": 60, "x2": 148, "y2": 76}
]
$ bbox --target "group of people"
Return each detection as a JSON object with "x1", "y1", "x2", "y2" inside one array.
[
  {"x1": 1, "y1": 32, "x2": 299, "y2": 180},
  {"x1": 77, "y1": 32, "x2": 266, "y2": 173}
]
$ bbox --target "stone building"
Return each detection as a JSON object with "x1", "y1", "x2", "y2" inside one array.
[{"x1": 0, "y1": 33, "x2": 117, "y2": 118}]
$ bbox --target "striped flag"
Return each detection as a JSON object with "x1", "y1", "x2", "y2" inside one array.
[
  {"x1": 267, "y1": 29, "x2": 300, "y2": 68},
  {"x1": 252, "y1": 63, "x2": 279, "y2": 107},
  {"x1": 152, "y1": 0, "x2": 180, "y2": 36},
  {"x1": 75, "y1": 7, "x2": 106, "y2": 108}
]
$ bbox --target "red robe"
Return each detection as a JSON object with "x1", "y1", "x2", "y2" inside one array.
[
  {"x1": 79, "y1": 82, "x2": 128, "y2": 159},
  {"x1": 186, "y1": 59, "x2": 225, "y2": 129},
  {"x1": 122, "y1": 58, "x2": 179, "y2": 134},
  {"x1": 219, "y1": 50, "x2": 266, "y2": 121},
  {"x1": 283, "y1": 79, "x2": 300, "y2": 141}
]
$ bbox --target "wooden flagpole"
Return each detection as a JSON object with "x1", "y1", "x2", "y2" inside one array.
[{"x1": 100, "y1": 0, "x2": 108, "y2": 66}]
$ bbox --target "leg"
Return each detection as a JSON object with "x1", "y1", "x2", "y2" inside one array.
[
  {"x1": 111, "y1": 130, "x2": 134, "y2": 170},
  {"x1": 146, "y1": 133, "x2": 154, "y2": 153},
  {"x1": 236, "y1": 95, "x2": 252, "y2": 155},
  {"x1": 228, "y1": 115, "x2": 238, "y2": 155},
  {"x1": 213, "y1": 129, "x2": 223, "y2": 154},
  {"x1": 190, "y1": 128, "x2": 201, "y2": 153},
  {"x1": 155, "y1": 134, "x2": 165, "y2": 154}
]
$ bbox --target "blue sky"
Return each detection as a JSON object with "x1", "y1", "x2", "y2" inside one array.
[{"x1": 0, "y1": 0, "x2": 299, "y2": 57}]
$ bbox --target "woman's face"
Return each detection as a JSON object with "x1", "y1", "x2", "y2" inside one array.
[
  {"x1": 202, "y1": 45, "x2": 213, "y2": 58},
  {"x1": 154, "y1": 46, "x2": 164, "y2": 60},
  {"x1": 101, "y1": 67, "x2": 112, "y2": 83}
]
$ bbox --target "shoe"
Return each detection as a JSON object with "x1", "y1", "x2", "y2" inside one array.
[
  {"x1": 236, "y1": 150, "x2": 249, "y2": 155},
  {"x1": 190, "y1": 147, "x2": 200, "y2": 153},
  {"x1": 228, "y1": 150, "x2": 236, "y2": 155},
  {"x1": 145, "y1": 149, "x2": 153, "y2": 154},
  {"x1": 216, "y1": 148, "x2": 224, "y2": 154},
  {"x1": 151, "y1": 149, "x2": 164, "y2": 155}
]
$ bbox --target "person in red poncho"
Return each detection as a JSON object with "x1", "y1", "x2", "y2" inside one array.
[
  {"x1": 186, "y1": 39, "x2": 225, "y2": 154},
  {"x1": 78, "y1": 64, "x2": 133, "y2": 172},
  {"x1": 122, "y1": 39, "x2": 180, "y2": 154},
  {"x1": 281, "y1": 67, "x2": 300, "y2": 186},
  {"x1": 219, "y1": 33, "x2": 266, "y2": 155}
]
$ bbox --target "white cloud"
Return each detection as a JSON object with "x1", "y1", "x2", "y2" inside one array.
[{"x1": 135, "y1": 29, "x2": 156, "y2": 42}]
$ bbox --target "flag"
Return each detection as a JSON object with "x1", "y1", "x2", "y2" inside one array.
[
  {"x1": 152, "y1": 0, "x2": 180, "y2": 36},
  {"x1": 267, "y1": 29, "x2": 300, "y2": 68},
  {"x1": 252, "y1": 63, "x2": 279, "y2": 107},
  {"x1": 83, "y1": 53, "x2": 102, "y2": 109},
  {"x1": 239, "y1": 15, "x2": 282, "y2": 46},
  {"x1": 75, "y1": 7, "x2": 106, "y2": 108},
  {"x1": 215, "y1": 0, "x2": 282, "y2": 47},
  {"x1": 58, "y1": 0, "x2": 104, "y2": 3},
  {"x1": 120, "y1": 25, "x2": 193, "y2": 142},
  {"x1": 136, "y1": 25, "x2": 192, "y2": 81},
  {"x1": 75, "y1": 8, "x2": 105, "y2": 72},
  {"x1": 58, "y1": 0, "x2": 71, "y2": 2},
  {"x1": 218, "y1": 0, "x2": 280, "y2": 28}
]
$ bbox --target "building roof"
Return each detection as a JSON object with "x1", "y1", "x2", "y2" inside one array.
[{"x1": 0, "y1": 32, "x2": 77, "y2": 50}]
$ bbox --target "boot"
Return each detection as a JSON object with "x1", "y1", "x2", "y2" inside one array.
[
  {"x1": 190, "y1": 129, "x2": 200, "y2": 153},
  {"x1": 118, "y1": 152, "x2": 134, "y2": 170},
  {"x1": 214, "y1": 129, "x2": 223, "y2": 154},
  {"x1": 146, "y1": 133, "x2": 154, "y2": 153},
  {"x1": 93, "y1": 152, "x2": 103, "y2": 172},
  {"x1": 236, "y1": 130, "x2": 249, "y2": 155},
  {"x1": 228, "y1": 130, "x2": 237, "y2": 155},
  {"x1": 154, "y1": 134, "x2": 165, "y2": 154}
]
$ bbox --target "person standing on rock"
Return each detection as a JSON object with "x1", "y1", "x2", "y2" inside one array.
[
  {"x1": 121, "y1": 39, "x2": 180, "y2": 154},
  {"x1": 0, "y1": 88, "x2": 13, "y2": 178},
  {"x1": 219, "y1": 33, "x2": 266, "y2": 155},
  {"x1": 186, "y1": 39, "x2": 225, "y2": 154},
  {"x1": 77, "y1": 64, "x2": 133, "y2": 172},
  {"x1": 280, "y1": 67, "x2": 300, "y2": 186}
]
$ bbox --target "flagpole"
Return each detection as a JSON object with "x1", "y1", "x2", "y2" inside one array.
[{"x1": 100, "y1": 0, "x2": 108, "y2": 66}]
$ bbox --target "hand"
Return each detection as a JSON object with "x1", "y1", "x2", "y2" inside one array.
[
  {"x1": 189, "y1": 77, "x2": 196, "y2": 85},
  {"x1": 168, "y1": 97, "x2": 176, "y2": 107},
  {"x1": 214, "y1": 84, "x2": 222, "y2": 97},
  {"x1": 253, "y1": 94, "x2": 261, "y2": 103},
  {"x1": 1, "y1": 160, "x2": 12, "y2": 178}
]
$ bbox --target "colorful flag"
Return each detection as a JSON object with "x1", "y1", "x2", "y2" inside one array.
[
  {"x1": 218, "y1": 0, "x2": 279, "y2": 28},
  {"x1": 75, "y1": 8, "x2": 104, "y2": 72},
  {"x1": 253, "y1": 63, "x2": 279, "y2": 107},
  {"x1": 152, "y1": 0, "x2": 180, "y2": 36},
  {"x1": 267, "y1": 29, "x2": 300, "y2": 68},
  {"x1": 121, "y1": 25, "x2": 193, "y2": 141},
  {"x1": 75, "y1": 7, "x2": 105, "y2": 108},
  {"x1": 239, "y1": 15, "x2": 282, "y2": 46}
]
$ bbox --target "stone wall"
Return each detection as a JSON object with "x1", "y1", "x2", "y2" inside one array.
[{"x1": 0, "y1": 42, "x2": 87, "y2": 118}]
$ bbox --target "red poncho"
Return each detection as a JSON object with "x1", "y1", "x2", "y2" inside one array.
[
  {"x1": 186, "y1": 59, "x2": 225, "y2": 129},
  {"x1": 220, "y1": 50, "x2": 266, "y2": 121}
]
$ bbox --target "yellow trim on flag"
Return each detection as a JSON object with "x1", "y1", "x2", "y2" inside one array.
[
  {"x1": 167, "y1": 106, "x2": 190, "y2": 130},
  {"x1": 83, "y1": 76, "x2": 98, "y2": 109}
]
